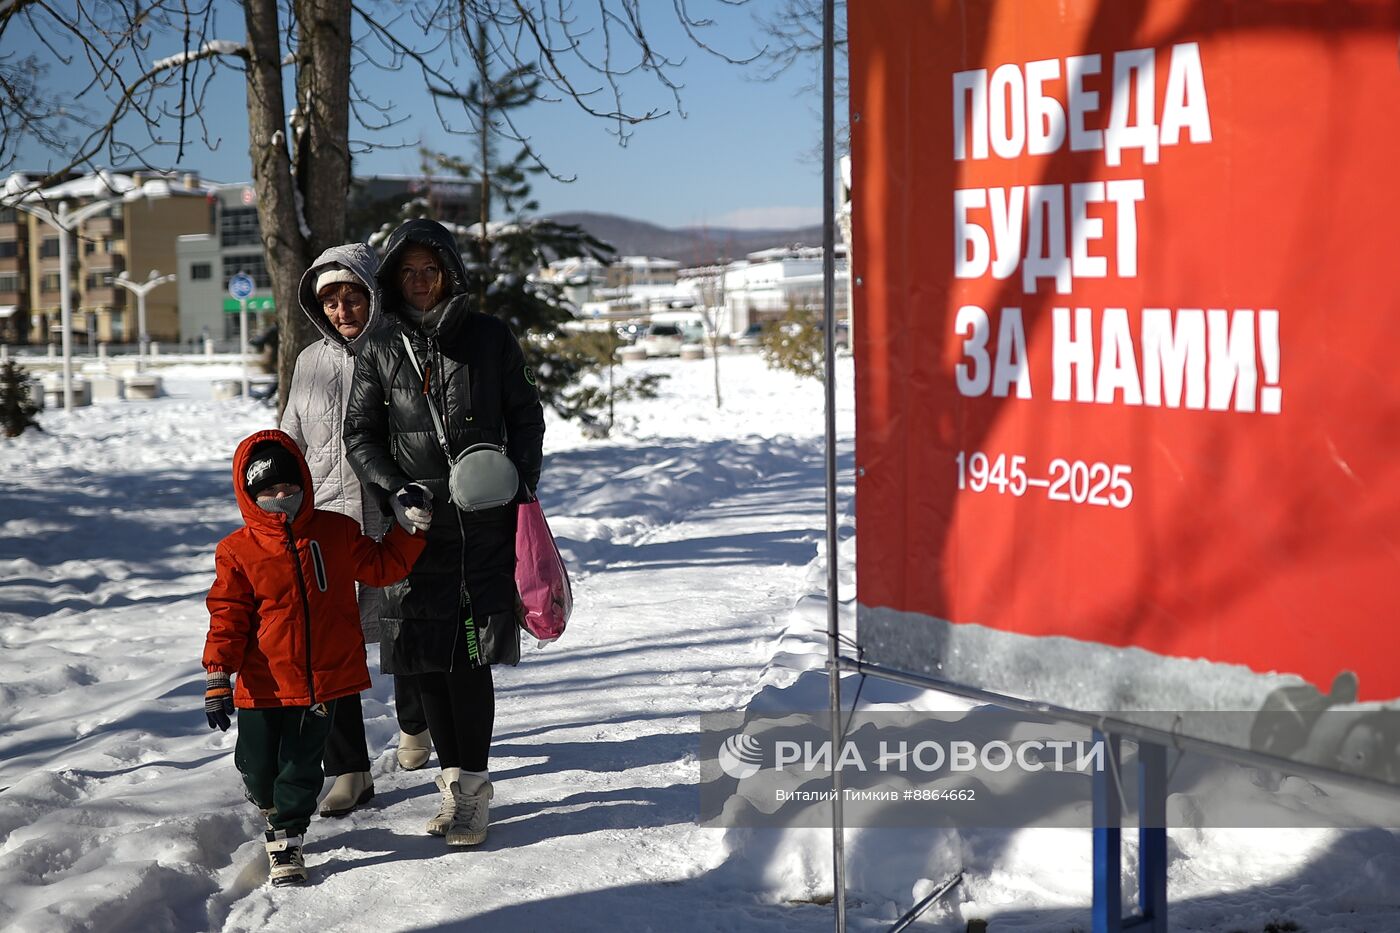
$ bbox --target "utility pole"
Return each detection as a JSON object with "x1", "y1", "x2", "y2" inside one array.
[
  {"x1": 11, "y1": 191, "x2": 127, "y2": 412},
  {"x1": 113, "y1": 270, "x2": 177, "y2": 372}
]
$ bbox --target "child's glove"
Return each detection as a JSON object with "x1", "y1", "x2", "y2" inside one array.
[
  {"x1": 392, "y1": 483, "x2": 433, "y2": 534},
  {"x1": 205, "y1": 671, "x2": 234, "y2": 731}
]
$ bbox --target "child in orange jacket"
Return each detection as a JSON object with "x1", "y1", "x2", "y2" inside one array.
[{"x1": 202, "y1": 429, "x2": 429, "y2": 886}]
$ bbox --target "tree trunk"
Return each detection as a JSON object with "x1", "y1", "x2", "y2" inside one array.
[
  {"x1": 244, "y1": 0, "x2": 310, "y2": 420},
  {"x1": 294, "y1": 0, "x2": 352, "y2": 258},
  {"x1": 287, "y1": 0, "x2": 352, "y2": 412}
]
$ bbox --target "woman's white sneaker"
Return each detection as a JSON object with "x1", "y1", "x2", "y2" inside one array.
[
  {"x1": 426, "y1": 768, "x2": 460, "y2": 836},
  {"x1": 446, "y1": 773, "x2": 492, "y2": 847}
]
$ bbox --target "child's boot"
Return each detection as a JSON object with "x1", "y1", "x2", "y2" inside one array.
[{"x1": 264, "y1": 829, "x2": 307, "y2": 886}]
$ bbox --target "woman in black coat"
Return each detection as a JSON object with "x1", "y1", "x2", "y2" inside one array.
[{"x1": 344, "y1": 218, "x2": 545, "y2": 846}]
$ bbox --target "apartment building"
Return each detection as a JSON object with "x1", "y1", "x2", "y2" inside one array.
[
  {"x1": 0, "y1": 170, "x2": 216, "y2": 348},
  {"x1": 175, "y1": 184, "x2": 275, "y2": 345},
  {"x1": 0, "y1": 202, "x2": 31, "y2": 344},
  {"x1": 177, "y1": 177, "x2": 481, "y2": 346}
]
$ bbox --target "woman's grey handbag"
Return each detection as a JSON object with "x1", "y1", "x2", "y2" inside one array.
[{"x1": 400, "y1": 332, "x2": 519, "y2": 511}]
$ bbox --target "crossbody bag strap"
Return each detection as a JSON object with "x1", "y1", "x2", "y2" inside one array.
[{"x1": 399, "y1": 330, "x2": 454, "y2": 462}]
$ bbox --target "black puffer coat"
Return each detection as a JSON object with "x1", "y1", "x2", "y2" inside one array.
[{"x1": 343, "y1": 219, "x2": 545, "y2": 674}]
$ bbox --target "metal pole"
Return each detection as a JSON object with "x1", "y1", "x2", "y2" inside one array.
[
  {"x1": 1138, "y1": 742, "x2": 1169, "y2": 931},
  {"x1": 57, "y1": 207, "x2": 74, "y2": 413},
  {"x1": 1092, "y1": 731, "x2": 1123, "y2": 933},
  {"x1": 821, "y1": 0, "x2": 846, "y2": 929},
  {"x1": 239, "y1": 298, "x2": 250, "y2": 397},
  {"x1": 137, "y1": 290, "x2": 148, "y2": 373}
]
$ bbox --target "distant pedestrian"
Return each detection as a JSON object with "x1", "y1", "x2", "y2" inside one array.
[
  {"x1": 201, "y1": 430, "x2": 427, "y2": 886},
  {"x1": 281, "y1": 243, "x2": 435, "y2": 820}
]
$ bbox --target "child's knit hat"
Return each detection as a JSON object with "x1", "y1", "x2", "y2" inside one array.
[{"x1": 244, "y1": 442, "x2": 301, "y2": 498}]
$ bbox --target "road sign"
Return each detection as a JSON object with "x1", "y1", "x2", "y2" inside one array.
[
  {"x1": 223, "y1": 297, "x2": 275, "y2": 313},
  {"x1": 228, "y1": 273, "x2": 255, "y2": 301}
]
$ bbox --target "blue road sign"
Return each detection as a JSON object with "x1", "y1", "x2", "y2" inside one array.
[{"x1": 228, "y1": 273, "x2": 255, "y2": 301}]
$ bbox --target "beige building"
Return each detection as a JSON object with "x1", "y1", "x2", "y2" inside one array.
[
  {"x1": 0, "y1": 202, "x2": 33, "y2": 344},
  {"x1": 1, "y1": 170, "x2": 214, "y2": 347}
]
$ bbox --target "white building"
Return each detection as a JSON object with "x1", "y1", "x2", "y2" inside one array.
[
  {"x1": 551, "y1": 244, "x2": 850, "y2": 338},
  {"x1": 717, "y1": 244, "x2": 849, "y2": 334}
]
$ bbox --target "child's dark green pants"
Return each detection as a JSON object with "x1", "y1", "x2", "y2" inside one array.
[{"x1": 234, "y1": 705, "x2": 332, "y2": 835}]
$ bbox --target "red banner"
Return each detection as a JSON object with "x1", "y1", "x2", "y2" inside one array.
[{"x1": 851, "y1": 0, "x2": 1400, "y2": 702}]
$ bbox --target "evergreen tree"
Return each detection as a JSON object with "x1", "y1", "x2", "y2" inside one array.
[
  {"x1": 0, "y1": 361, "x2": 41, "y2": 438},
  {"x1": 553, "y1": 330, "x2": 666, "y2": 435},
  {"x1": 389, "y1": 28, "x2": 665, "y2": 430},
  {"x1": 760, "y1": 303, "x2": 825, "y2": 380}
]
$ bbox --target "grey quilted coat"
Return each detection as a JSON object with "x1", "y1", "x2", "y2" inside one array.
[{"x1": 280, "y1": 242, "x2": 390, "y2": 641}]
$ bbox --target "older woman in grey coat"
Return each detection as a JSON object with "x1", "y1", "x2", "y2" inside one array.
[{"x1": 280, "y1": 242, "x2": 433, "y2": 817}]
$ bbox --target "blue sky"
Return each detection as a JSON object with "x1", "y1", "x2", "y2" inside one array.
[{"x1": 12, "y1": 4, "x2": 824, "y2": 230}]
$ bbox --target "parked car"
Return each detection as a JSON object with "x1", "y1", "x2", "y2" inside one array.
[
  {"x1": 637, "y1": 323, "x2": 685, "y2": 357},
  {"x1": 735, "y1": 322, "x2": 768, "y2": 350}
]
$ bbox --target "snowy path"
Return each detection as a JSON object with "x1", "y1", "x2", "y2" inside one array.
[
  {"x1": 0, "y1": 357, "x2": 849, "y2": 932},
  {"x1": 5, "y1": 356, "x2": 1398, "y2": 932},
  {"x1": 216, "y1": 435, "x2": 840, "y2": 932}
]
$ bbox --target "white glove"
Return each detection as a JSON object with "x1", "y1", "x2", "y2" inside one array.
[{"x1": 391, "y1": 483, "x2": 433, "y2": 534}]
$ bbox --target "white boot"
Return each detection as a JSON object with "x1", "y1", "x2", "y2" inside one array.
[
  {"x1": 319, "y1": 770, "x2": 374, "y2": 818},
  {"x1": 426, "y1": 767, "x2": 461, "y2": 836},
  {"x1": 397, "y1": 729, "x2": 432, "y2": 770},
  {"x1": 264, "y1": 829, "x2": 307, "y2": 886},
  {"x1": 446, "y1": 772, "x2": 492, "y2": 847}
]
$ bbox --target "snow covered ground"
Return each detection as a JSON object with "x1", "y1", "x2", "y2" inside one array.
[{"x1": 1, "y1": 352, "x2": 1397, "y2": 932}]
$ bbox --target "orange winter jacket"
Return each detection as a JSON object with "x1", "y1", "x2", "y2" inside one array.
[{"x1": 203, "y1": 429, "x2": 426, "y2": 708}]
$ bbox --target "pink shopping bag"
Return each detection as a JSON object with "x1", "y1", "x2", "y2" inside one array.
[{"x1": 515, "y1": 498, "x2": 572, "y2": 643}]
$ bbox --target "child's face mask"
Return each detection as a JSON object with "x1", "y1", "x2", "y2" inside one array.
[{"x1": 255, "y1": 483, "x2": 304, "y2": 518}]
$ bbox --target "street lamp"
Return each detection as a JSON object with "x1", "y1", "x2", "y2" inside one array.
[
  {"x1": 113, "y1": 270, "x2": 176, "y2": 372},
  {"x1": 11, "y1": 193, "x2": 124, "y2": 413}
]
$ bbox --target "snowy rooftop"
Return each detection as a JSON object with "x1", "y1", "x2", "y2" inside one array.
[
  {"x1": 617, "y1": 255, "x2": 681, "y2": 269},
  {"x1": 1, "y1": 169, "x2": 218, "y2": 206}
]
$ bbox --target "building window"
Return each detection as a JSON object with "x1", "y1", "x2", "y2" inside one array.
[
  {"x1": 109, "y1": 310, "x2": 124, "y2": 341},
  {"x1": 0, "y1": 273, "x2": 19, "y2": 293},
  {"x1": 223, "y1": 253, "x2": 271, "y2": 289},
  {"x1": 85, "y1": 272, "x2": 113, "y2": 290},
  {"x1": 39, "y1": 237, "x2": 60, "y2": 259},
  {"x1": 191, "y1": 262, "x2": 212, "y2": 280},
  {"x1": 84, "y1": 240, "x2": 97, "y2": 255},
  {"x1": 219, "y1": 206, "x2": 261, "y2": 246},
  {"x1": 40, "y1": 273, "x2": 61, "y2": 292},
  {"x1": 0, "y1": 207, "x2": 16, "y2": 224},
  {"x1": 0, "y1": 240, "x2": 18, "y2": 259}
]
